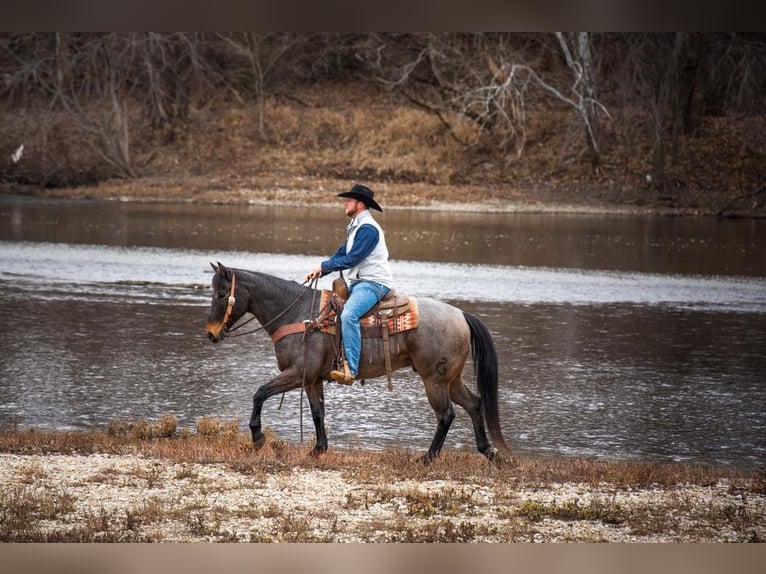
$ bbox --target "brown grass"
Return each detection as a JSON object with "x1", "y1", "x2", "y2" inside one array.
[{"x1": 0, "y1": 417, "x2": 759, "y2": 489}]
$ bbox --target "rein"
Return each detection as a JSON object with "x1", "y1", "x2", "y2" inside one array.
[
  {"x1": 299, "y1": 279, "x2": 321, "y2": 443},
  {"x1": 222, "y1": 273, "x2": 313, "y2": 339}
]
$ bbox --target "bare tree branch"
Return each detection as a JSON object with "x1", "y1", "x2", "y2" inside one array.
[{"x1": 363, "y1": 33, "x2": 610, "y2": 164}]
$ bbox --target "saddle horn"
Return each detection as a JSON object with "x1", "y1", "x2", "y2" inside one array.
[{"x1": 332, "y1": 270, "x2": 349, "y2": 300}]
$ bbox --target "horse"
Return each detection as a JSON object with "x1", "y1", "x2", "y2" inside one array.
[{"x1": 204, "y1": 262, "x2": 510, "y2": 462}]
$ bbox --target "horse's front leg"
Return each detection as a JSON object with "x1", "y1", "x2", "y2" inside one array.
[
  {"x1": 303, "y1": 381, "x2": 328, "y2": 456},
  {"x1": 249, "y1": 368, "x2": 304, "y2": 449}
]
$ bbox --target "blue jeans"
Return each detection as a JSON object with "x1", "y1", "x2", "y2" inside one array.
[{"x1": 340, "y1": 281, "x2": 390, "y2": 377}]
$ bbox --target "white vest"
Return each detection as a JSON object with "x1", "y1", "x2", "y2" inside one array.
[{"x1": 346, "y1": 210, "x2": 394, "y2": 288}]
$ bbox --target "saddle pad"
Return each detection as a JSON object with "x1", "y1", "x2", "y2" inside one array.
[
  {"x1": 269, "y1": 292, "x2": 419, "y2": 345},
  {"x1": 360, "y1": 296, "x2": 420, "y2": 337}
]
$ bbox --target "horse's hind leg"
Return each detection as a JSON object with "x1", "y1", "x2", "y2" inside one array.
[
  {"x1": 450, "y1": 376, "x2": 497, "y2": 460},
  {"x1": 422, "y1": 378, "x2": 456, "y2": 463}
]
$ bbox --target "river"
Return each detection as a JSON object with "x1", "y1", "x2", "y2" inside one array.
[{"x1": 1, "y1": 195, "x2": 764, "y2": 467}]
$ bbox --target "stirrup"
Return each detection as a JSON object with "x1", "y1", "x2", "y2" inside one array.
[{"x1": 330, "y1": 360, "x2": 355, "y2": 385}]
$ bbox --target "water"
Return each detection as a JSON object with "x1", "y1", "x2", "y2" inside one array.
[{"x1": 1, "y1": 195, "x2": 764, "y2": 467}]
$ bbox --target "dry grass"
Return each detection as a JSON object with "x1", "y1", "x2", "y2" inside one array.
[
  {"x1": 0, "y1": 417, "x2": 763, "y2": 542},
  {"x1": 0, "y1": 418, "x2": 759, "y2": 488}
]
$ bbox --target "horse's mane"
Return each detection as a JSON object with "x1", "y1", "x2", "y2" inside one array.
[{"x1": 231, "y1": 267, "x2": 313, "y2": 299}]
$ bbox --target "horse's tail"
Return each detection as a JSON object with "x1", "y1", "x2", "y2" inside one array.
[{"x1": 463, "y1": 312, "x2": 511, "y2": 453}]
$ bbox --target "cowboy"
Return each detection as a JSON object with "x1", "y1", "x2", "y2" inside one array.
[{"x1": 306, "y1": 184, "x2": 394, "y2": 384}]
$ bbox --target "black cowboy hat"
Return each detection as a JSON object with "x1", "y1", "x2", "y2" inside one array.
[{"x1": 337, "y1": 184, "x2": 382, "y2": 212}]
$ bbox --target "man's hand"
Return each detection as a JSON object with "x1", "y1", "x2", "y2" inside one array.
[{"x1": 305, "y1": 266, "x2": 323, "y2": 282}]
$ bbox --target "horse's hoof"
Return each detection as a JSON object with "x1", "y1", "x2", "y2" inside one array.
[
  {"x1": 252, "y1": 434, "x2": 266, "y2": 450},
  {"x1": 484, "y1": 447, "x2": 498, "y2": 461},
  {"x1": 419, "y1": 452, "x2": 437, "y2": 465},
  {"x1": 491, "y1": 450, "x2": 518, "y2": 467},
  {"x1": 308, "y1": 445, "x2": 327, "y2": 458}
]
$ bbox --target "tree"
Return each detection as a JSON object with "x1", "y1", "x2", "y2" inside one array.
[
  {"x1": 603, "y1": 33, "x2": 766, "y2": 194},
  {"x1": 364, "y1": 32, "x2": 608, "y2": 168},
  {"x1": 0, "y1": 33, "x2": 218, "y2": 180},
  {"x1": 138, "y1": 32, "x2": 209, "y2": 131},
  {"x1": 53, "y1": 33, "x2": 137, "y2": 178},
  {"x1": 214, "y1": 33, "x2": 299, "y2": 137},
  {"x1": 554, "y1": 32, "x2": 604, "y2": 167}
]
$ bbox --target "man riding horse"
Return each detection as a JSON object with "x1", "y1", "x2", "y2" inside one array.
[
  {"x1": 306, "y1": 184, "x2": 393, "y2": 385},
  {"x1": 206, "y1": 185, "x2": 510, "y2": 461}
]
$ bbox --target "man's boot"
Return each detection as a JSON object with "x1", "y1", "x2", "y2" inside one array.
[{"x1": 330, "y1": 360, "x2": 355, "y2": 385}]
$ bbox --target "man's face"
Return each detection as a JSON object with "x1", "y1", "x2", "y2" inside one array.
[{"x1": 344, "y1": 198, "x2": 363, "y2": 218}]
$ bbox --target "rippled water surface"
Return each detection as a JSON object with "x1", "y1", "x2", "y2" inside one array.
[{"x1": 1, "y1": 195, "x2": 764, "y2": 467}]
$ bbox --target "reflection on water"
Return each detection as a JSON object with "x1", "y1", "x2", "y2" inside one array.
[
  {"x1": 0, "y1": 195, "x2": 765, "y2": 467},
  {"x1": 2, "y1": 195, "x2": 765, "y2": 276}
]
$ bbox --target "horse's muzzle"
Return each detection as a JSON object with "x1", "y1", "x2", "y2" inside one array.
[{"x1": 205, "y1": 321, "x2": 226, "y2": 344}]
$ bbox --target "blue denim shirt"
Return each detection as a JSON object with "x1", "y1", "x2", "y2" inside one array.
[{"x1": 320, "y1": 225, "x2": 378, "y2": 275}]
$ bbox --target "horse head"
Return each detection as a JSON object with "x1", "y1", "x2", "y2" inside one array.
[{"x1": 205, "y1": 261, "x2": 243, "y2": 343}]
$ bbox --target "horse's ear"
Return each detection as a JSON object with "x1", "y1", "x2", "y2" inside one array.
[
  {"x1": 217, "y1": 261, "x2": 231, "y2": 279},
  {"x1": 210, "y1": 261, "x2": 219, "y2": 273}
]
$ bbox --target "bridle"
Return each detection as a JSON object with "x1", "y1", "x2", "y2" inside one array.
[{"x1": 220, "y1": 272, "x2": 237, "y2": 330}]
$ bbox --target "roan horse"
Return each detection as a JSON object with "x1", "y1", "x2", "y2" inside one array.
[{"x1": 205, "y1": 262, "x2": 510, "y2": 462}]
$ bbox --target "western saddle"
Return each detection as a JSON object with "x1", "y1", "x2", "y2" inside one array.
[{"x1": 269, "y1": 277, "x2": 419, "y2": 390}]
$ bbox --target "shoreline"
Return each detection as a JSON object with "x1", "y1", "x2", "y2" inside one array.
[
  {"x1": 2, "y1": 177, "x2": 760, "y2": 218},
  {"x1": 1, "y1": 425, "x2": 763, "y2": 543}
]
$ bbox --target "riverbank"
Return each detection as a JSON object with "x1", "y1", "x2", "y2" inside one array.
[
  {"x1": 1, "y1": 426, "x2": 763, "y2": 543},
  {"x1": 2, "y1": 174, "x2": 760, "y2": 217},
  {"x1": 4, "y1": 78, "x2": 765, "y2": 219}
]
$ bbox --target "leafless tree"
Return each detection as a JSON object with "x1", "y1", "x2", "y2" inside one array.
[
  {"x1": 554, "y1": 32, "x2": 605, "y2": 166},
  {"x1": 601, "y1": 33, "x2": 766, "y2": 192},
  {"x1": 0, "y1": 33, "x2": 54, "y2": 107},
  {"x1": 139, "y1": 32, "x2": 209, "y2": 130},
  {"x1": 362, "y1": 33, "x2": 532, "y2": 156},
  {"x1": 1, "y1": 33, "x2": 218, "y2": 179},
  {"x1": 363, "y1": 32, "x2": 609, "y2": 167},
  {"x1": 53, "y1": 33, "x2": 139, "y2": 178},
  {"x1": 1, "y1": 33, "x2": 138, "y2": 178},
  {"x1": 214, "y1": 33, "x2": 300, "y2": 137}
]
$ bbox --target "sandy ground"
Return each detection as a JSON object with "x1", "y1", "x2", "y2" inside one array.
[{"x1": 2, "y1": 452, "x2": 763, "y2": 543}]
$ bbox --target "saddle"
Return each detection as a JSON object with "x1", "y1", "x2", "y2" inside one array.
[
  {"x1": 317, "y1": 280, "x2": 418, "y2": 338},
  {"x1": 269, "y1": 279, "x2": 420, "y2": 390},
  {"x1": 321, "y1": 281, "x2": 419, "y2": 390}
]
